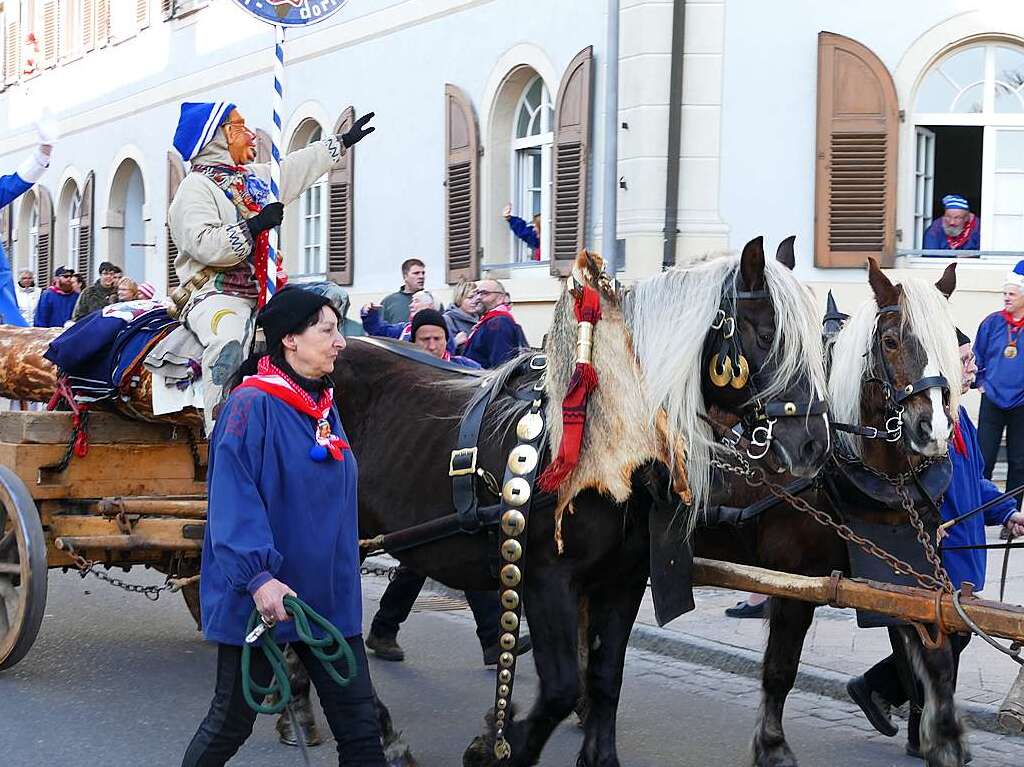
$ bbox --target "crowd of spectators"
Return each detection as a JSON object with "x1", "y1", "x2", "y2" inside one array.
[{"x1": 20, "y1": 259, "x2": 157, "y2": 329}]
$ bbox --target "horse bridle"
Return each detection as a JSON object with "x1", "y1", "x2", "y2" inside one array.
[
  {"x1": 833, "y1": 303, "x2": 950, "y2": 443},
  {"x1": 705, "y1": 289, "x2": 828, "y2": 460}
]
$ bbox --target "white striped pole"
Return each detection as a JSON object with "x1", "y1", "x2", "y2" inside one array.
[{"x1": 266, "y1": 24, "x2": 285, "y2": 304}]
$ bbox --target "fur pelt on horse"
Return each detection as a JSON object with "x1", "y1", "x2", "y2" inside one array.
[{"x1": 543, "y1": 252, "x2": 691, "y2": 551}]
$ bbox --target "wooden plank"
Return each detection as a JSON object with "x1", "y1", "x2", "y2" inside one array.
[
  {"x1": 55, "y1": 536, "x2": 201, "y2": 552},
  {"x1": 0, "y1": 411, "x2": 186, "y2": 444},
  {"x1": 693, "y1": 557, "x2": 1024, "y2": 643}
]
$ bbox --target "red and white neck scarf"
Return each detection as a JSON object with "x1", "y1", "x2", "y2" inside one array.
[
  {"x1": 235, "y1": 356, "x2": 348, "y2": 461},
  {"x1": 467, "y1": 304, "x2": 515, "y2": 341},
  {"x1": 945, "y1": 213, "x2": 977, "y2": 250}
]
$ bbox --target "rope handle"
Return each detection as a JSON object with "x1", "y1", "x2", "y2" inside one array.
[{"x1": 241, "y1": 595, "x2": 358, "y2": 714}]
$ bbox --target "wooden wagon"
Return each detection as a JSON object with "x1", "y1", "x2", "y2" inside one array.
[{"x1": 0, "y1": 409, "x2": 207, "y2": 670}]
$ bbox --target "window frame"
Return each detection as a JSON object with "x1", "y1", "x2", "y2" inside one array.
[{"x1": 507, "y1": 74, "x2": 553, "y2": 266}]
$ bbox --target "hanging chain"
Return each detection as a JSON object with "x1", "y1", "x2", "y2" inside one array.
[
  {"x1": 63, "y1": 544, "x2": 198, "y2": 601},
  {"x1": 896, "y1": 479, "x2": 954, "y2": 594},
  {"x1": 359, "y1": 564, "x2": 399, "y2": 580},
  {"x1": 711, "y1": 454, "x2": 946, "y2": 592}
]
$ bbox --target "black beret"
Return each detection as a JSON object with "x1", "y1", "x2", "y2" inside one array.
[
  {"x1": 410, "y1": 308, "x2": 448, "y2": 340},
  {"x1": 257, "y1": 287, "x2": 332, "y2": 350}
]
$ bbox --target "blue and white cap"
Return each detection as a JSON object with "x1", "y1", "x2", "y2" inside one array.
[
  {"x1": 942, "y1": 194, "x2": 970, "y2": 211},
  {"x1": 172, "y1": 102, "x2": 236, "y2": 161},
  {"x1": 1005, "y1": 260, "x2": 1024, "y2": 290}
]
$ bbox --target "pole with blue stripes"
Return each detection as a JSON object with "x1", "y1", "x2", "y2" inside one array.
[{"x1": 266, "y1": 23, "x2": 285, "y2": 305}]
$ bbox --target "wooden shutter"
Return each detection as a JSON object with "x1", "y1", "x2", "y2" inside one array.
[
  {"x1": 166, "y1": 151, "x2": 185, "y2": 289},
  {"x1": 82, "y1": 0, "x2": 95, "y2": 51},
  {"x1": 95, "y1": 0, "x2": 109, "y2": 47},
  {"x1": 326, "y1": 107, "x2": 354, "y2": 286},
  {"x1": 254, "y1": 129, "x2": 271, "y2": 164},
  {"x1": 551, "y1": 46, "x2": 593, "y2": 277},
  {"x1": 77, "y1": 172, "x2": 94, "y2": 277},
  {"x1": 136, "y1": 0, "x2": 150, "y2": 29},
  {"x1": 814, "y1": 32, "x2": 899, "y2": 268},
  {"x1": 4, "y1": 14, "x2": 19, "y2": 83},
  {"x1": 36, "y1": 187, "x2": 53, "y2": 288},
  {"x1": 444, "y1": 84, "x2": 479, "y2": 284},
  {"x1": 41, "y1": 0, "x2": 57, "y2": 67}
]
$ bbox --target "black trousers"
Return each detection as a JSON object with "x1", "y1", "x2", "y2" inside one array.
[
  {"x1": 370, "y1": 565, "x2": 499, "y2": 648},
  {"x1": 978, "y1": 395, "x2": 1024, "y2": 509},
  {"x1": 181, "y1": 637, "x2": 385, "y2": 767}
]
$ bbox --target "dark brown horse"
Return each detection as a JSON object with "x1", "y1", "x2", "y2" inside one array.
[
  {"x1": 333, "y1": 238, "x2": 832, "y2": 766},
  {"x1": 695, "y1": 258, "x2": 967, "y2": 767}
]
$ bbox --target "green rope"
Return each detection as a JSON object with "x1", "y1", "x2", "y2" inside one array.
[{"x1": 241, "y1": 595, "x2": 358, "y2": 714}]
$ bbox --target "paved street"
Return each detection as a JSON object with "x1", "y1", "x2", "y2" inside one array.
[{"x1": 1, "y1": 570, "x2": 1021, "y2": 766}]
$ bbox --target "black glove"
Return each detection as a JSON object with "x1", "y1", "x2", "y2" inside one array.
[
  {"x1": 341, "y1": 112, "x2": 375, "y2": 148},
  {"x1": 247, "y1": 202, "x2": 284, "y2": 238}
]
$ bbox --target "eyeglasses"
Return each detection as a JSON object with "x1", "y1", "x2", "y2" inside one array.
[{"x1": 472, "y1": 290, "x2": 505, "y2": 297}]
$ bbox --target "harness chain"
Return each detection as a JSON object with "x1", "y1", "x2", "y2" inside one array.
[
  {"x1": 62, "y1": 543, "x2": 198, "y2": 600},
  {"x1": 492, "y1": 355, "x2": 548, "y2": 761},
  {"x1": 896, "y1": 479, "x2": 954, "y2": 594},
  {"x1": 711, "y1": 455, "x2": 946, "y2": 592}
]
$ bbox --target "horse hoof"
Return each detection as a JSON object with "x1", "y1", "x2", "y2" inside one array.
[
  {"x1": 276, "y1": 712, "x2": 323, "y2": 748},
  {"x1": 752, "y1": 737, "x2": 798, "y2": 767},
  {"x1": 384, "y1": 730, "x2": 419, "y2": 767},
  {"x1": 463, "y1": 735, "x2": 493, "y2": 767}
]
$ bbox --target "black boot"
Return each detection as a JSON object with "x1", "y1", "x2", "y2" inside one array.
[{"x1": 366, "y1": 632, "x2": 406, "y2": 662}]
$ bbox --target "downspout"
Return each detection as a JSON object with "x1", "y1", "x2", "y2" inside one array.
[
  {"x1": 662, "y1": 0, "x2": 686, "y2": 269},
  {"x1": 602, "y1": 0, "x2": 621, "y2": 276}
]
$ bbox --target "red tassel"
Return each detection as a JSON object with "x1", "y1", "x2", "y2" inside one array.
[{"x1": 537, "y1": 360, "x2": 599, "y2": 492}]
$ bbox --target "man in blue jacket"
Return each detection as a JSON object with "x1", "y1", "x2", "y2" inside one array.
[
  {"x1": 34, "y1": 266, "x2": 79, "y2": 328},
  {"x1": 975, "y1": 260, "x2": 1024, "y2": 510},
  {"x1": 463, "y1": 279, "x2": 529, "y2": 368},
  {"x1": 923, "y1": 194, "x2": 980, "y2": 252},
  {"x1": 847, "y1": 329, "x2": 1024, "y2": 759}
]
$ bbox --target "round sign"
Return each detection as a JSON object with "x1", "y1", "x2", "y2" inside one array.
[{"x1": 231, "y1": 0, "x2": 347, "y2": 27}]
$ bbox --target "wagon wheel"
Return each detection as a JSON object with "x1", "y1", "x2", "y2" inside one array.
[{"x1": 0, "y1": 466, "x2": 48, "y2": 671}]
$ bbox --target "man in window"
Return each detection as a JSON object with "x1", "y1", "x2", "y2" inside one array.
[
  {"x1": 72, "y1": 260, "x2": 122, "y2": 321},
  {"x1": 463, "y1": 279, "x2": 529, "y2": 368},
  {"x1": 167, "y1": 101, "x2": 374, "y2": 433},
  {"x1": 380, "y1": 258, "x2": 425, "y2": 323},
  {"x1": 923, "y1": 194, "x2": 980, "y2": 252},
  {"x1": 503, "y1": 203, "x2": 541, "y2": 261}
]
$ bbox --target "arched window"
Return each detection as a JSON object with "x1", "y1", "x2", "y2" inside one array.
[
  {"x1": 510, "y1": 75, "x2": 553, "y2": 263},
  {"x1": 66, "y1": 190, "x2": 81, "y2": 271},
  {"x1": 912, "y1": 42, "x2": 1024, "y2": 253},
  {"x1": 286, "y1": 119, "x2": 328, "y2": 278}
]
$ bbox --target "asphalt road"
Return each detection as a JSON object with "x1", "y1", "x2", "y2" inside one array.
[{"x1": 0, "y1": 570, "x2": 989, "y2": 766}]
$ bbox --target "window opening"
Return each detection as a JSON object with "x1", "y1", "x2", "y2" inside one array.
[{"x1": 509, "y1": 75, "x2": 553, "y2": 265}]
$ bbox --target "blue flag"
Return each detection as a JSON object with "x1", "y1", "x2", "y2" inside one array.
[{"x1": 0, "y1": 242, "x2": 27, "y2": 326}]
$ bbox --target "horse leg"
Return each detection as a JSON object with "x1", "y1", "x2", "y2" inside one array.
[
  {"x1": 576, "y1": 596, "x2": 591, "y2": 728},
  {"x1": 373, "y1": 686, "x2": 419, "y2": 767},
  {"x1": 577, "y1": 573, "x2": 647, "y2": 767},
  {"x1": 272, "y1": 646, "x2": 322, "y2": 747},
  {"x1": 751, "y1": 597, "x2": 815, "y2": 767},
  {"x1": 898, "y1": 627, "x2": 967, "y2": 767}
]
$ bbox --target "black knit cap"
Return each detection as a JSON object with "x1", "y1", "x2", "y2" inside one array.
[
  {"x1": 257, "y1": 287, "x2": 332, "y2": 350},
  {"x1": 410, "y1": 308, "x2": 448, "y2": 340}
]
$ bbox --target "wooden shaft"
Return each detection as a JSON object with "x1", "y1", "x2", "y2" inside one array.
[
  {"x1": 693, "y1": 557, "x2": 1024, "y2": 643},
  {"x1": 91, "y1": 499, "x2": 207, "y2": 518},
  {"x1": 55, "y1": 535, "x2": 202, "y2": 552}
]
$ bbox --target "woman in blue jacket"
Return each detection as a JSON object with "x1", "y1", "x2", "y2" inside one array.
[
  {"x1": 848, "y1": 330, "x2": 1024, "y2": 759},
  {"x1": 181, "y1": 287, "x2": 385, "y2": 766}
]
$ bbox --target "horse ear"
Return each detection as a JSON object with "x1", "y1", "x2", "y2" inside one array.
[
  {"x1": 866, "y1": 257, "x2": 900, "y2": 307},
  {"x1": 740, "y1": 236, "x2": 766, "y2": 290},
  {"x1": 935, "y1": 262, "x2": 957, "y2": 298},
  {"x1": 775, "y1": 236, "x2": 796, "y2": 270}
]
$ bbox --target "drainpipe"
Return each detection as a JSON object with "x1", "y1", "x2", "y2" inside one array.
[
  {"x1": 662, "y1": 0, "x2": 686, "y2": 269},
  {"x1": 602, "y1": 0, "x2": 621, "y2": 276}
]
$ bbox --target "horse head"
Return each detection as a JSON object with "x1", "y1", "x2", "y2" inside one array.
[{"x1": 829, "y1": 259, "x2": 960, "y2": 463}]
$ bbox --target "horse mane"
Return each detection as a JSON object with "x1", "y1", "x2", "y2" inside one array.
[
  {"x1": 827, "y1": 277, "x2": 961, "y2": 457},
  {"x1": 624, "y1": 255, "x2": 826, "y2": 522},
  {"x1": 449, "y1": 350, "x2": 542, "y2": 439}
]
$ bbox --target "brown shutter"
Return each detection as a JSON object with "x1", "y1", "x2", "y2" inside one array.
[
  {"x1": 551, "y1": 46, "x2": 593, "y2": 277},
  {"x1": 95, "y1": 0, "x2": 109, "y2": 47},
  {"x1": 160, "y1": 0, "x2": 174, "y2": 20},
  {"x1": 814, "y1": 32, "x2": 899, "y2": 268},
  {"x1": 137, "y1": 0, "x2": 150, "y2": 29},
  {"x1": 326, "y1": 107, "x2": 354, "y2": 285},
  {"x1": 82, "y1": 0, "x2": 95, "y2": 51},
  {"x1": 78, "y1": 172, "x2": 94, "y2": 277},
  {"x1": 4, "y1": 14, "x2": 20, "y2": 83},
  {"x1": 166, "y1": 151, "x2": 186, "y2": 289},
  {"x1": 36, "y1": 187, "x2": 53, "y2": 287},
  {"x1": 254, "y1": 129, "x2": 271, "y2": 164},
  {"x1": 41, "y1": 0, "x2": 57, "y2": 67},
  {"x1": 444, "y1": 84, "x2": 479, "y2": 284}
]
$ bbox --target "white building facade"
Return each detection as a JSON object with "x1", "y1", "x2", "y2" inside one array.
[{"x1": 0, "y1": 0, "x2": 1021, "y2": 345}]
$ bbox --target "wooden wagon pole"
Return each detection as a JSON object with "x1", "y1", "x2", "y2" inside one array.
[{"x1": 693, "y1": 557, "x2": 1024, "y2": 644}]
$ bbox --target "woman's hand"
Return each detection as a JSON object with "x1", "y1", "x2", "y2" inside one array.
[
  {"x1": 1006, "y1": 511, "x2": 1024, "y2": 539},
  {"x1": 502, "y1": 203, "x2": 512, "y2": 220},
  {"x1": 253, "y1": 578, "x2": 297, "y2": 623},
  {"x1": 454, "y1": 331, "x2": 468, "y2": 348}
]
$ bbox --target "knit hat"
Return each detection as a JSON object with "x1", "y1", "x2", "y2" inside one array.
[
  {"x1": 256, "y1": 286, "x2": 332, "y2": 351},
  {"x1": 173, "y1": 102, "x2": 236, "y2": 161},
  {"x1": 138, "y1": 281, "x2": 155, "y2": 299},
  {"x1": 411, "y1": 308, "x2": 448, "y2": 341},
  {"x1": 1005, "y1": 260, "x2": 1024, "y2": 291},
  {"x1": 942, "y1": 194, "x2": 969, "y2": 211},
  {"x1": 98, "y1": 261, "x2": 122, "y2": 274}
]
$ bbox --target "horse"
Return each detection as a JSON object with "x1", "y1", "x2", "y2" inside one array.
[
  {"x1": 333, "y1": 236, "x2": 831, "y2": 766},
  {"x1": 694, "y1": 257, "x2": 967, "y2": 767}
]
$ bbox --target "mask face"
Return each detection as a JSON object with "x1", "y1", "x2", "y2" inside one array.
[{"x1": 223, "y1": 110, "x2": 257, "y2": 165}]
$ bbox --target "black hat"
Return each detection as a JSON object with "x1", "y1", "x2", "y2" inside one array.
[
  {"x1": 411, "y1": 308, "x2": 448, "y2": 341},
  {"x1": 956, "y1": 328, "x2": 971, "y2": 347},
  {"x1": 54, "y1": 266, "x2": 72, "y2": 277},
  {"x1": 257, "y1": 287, "x2": 332, "y2": 350},
  {"x1": 98, "y1": 261, "x2": 122, "y2": 274}
]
